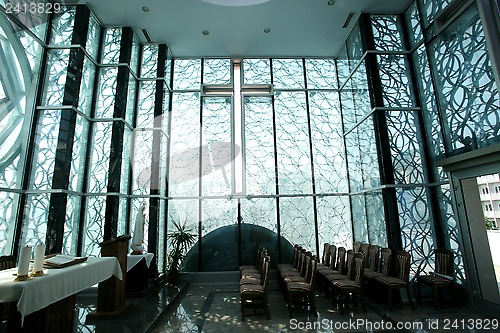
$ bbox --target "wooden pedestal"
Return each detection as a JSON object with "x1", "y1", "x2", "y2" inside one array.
[{"x1": 88, "y1": 234, "x2": 131, "y2": 319}]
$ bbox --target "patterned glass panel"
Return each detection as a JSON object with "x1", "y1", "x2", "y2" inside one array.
[
  {"x1": 406, "y1": 1, "x2": 423, "y2": 47},
  {"x1": 95, "y1": 67, "x2": 118, "y2": 118},
  {"x1": 69, "y1": 114, "x2": 89, "y2": 192},
  {"x1": 0, "y1": 192, "x2": 18, "y2": 255},
  {"x1": 120, "y1": 128, "x2": 132, "y2": 194},
  {"x1": 86, "y1": 15, "x2": 101, "y2": 61},
  {"x1": 88, "y1": 121, "x2": 113, "y2": 193},
  {"x1": 165, "y1": 50, "x2": 173, "y2": 86},
  {"x1": 430, "y1": 5, "x2": 500, "y2": 153},
  {"x1": 280, "y1": 197, "x2": 315, "y2": 251},
  {"x1": 365, "y1": 191, "x2": 387, "y2": 246},
  {"x1": 377, "y1": 54, "x2": 414, "y2": 108},
  {"x1": 126, "y1": 75, "x2": 137, "y2": 125},
  {"x1": 438, "y1": 184, "x2": 466, "y2": 284},
  {"x1": 63, "y1": 195, "x2": 81, "y2": 255},
  {"x1": 317, "y1": 196, "x2": 352, "y2": 249},
  {"x1": 30, "y1": 110, "x2": 60, "y2": 190},
  {"x1": 243, "y1": 97, "x2": 275, "y2": 196},
  {"x1": 309, "y1": 92, "x2": 348, "y2": 193},
  {"x1": 130, "y1": 35, "x2": 140, "y2": 75},
  {"x1": 141, "y1": 44, "x2": 159, "y2": 79},
  {"x1": 131, "y1": 130, "x2": 154, "y2": 195},
  {"x1": 359, "y1": 117, "x2": 380, "y2": 189},
  {"x1": 386, "y1": 111, "x2": 425, "y2": 185},
  {"x1": 169, "y1": 93, "x2": 200, "y2": 197},
  {"x1": 241, "y1": 197, "x2": 276, "y2": 233},
  {"x1": 336, "y1": 45, "x2": 349, "y2": 87},
  {"x1": 274, "y1": 92, "x2": 312, "y2": 194},
  {"x1": 203, "y1": 59, "x2": 231, "y2": 85},
  {"x1": 41, "y1": 48, "x2": 70, "y2": 106},
  {"x1": 346, "y1": 23, "x2": 363, "y2": 72},
  {"x1": 397, "y1": 187, "x2": 434, "y2": 280},
  {"x1": 351, "y1": 194, "x2": 368, "y2": 243},
  {"x1": 371, "y1": 15, "x2": 404, "y2": 51},
  {"x1": 167, "y1": 199, "x2": 199, "y2": 270},
  {"x1": 201, "y1": 97, "x2": 232, "y2": 196},
  {"x1": 272, "y1": 59, "x2": 305, "y2": 90},
  {"x1": 158, "y1": 199, "x2": 167, "y2": 271},
  {"x1": 118, "y1": 196, "x2": 128, "y2": 236},
  {"x1": 345, "y1": 126, "x2": 363, "y2": 193},
  {"x1": 173, "y1": 59, "x2": 201, "y2": 90},
  {"x1": 136, "y1": 81, "x2": 156, "y2": 128},
  {"x1": 344, "y1": 65, "x2": 371, "y2": 129},
  {"x1": 419, "y1": 0, "x2": 454, "y2": 27},
  {"x1": 305, "y1": 59, "x2": 337, "y2": 89},
  {"x1": 242, "y1": 59, "x2": 271, "y2": 85},
  {"x1": 78, "y1": 56, "x2": 96, "y2": 115},
  {"x1": 201, "y1": 199, "x2": 236, "y2": 238},
  {"x1": 0, "y1": 21, "x2": 42, "y2": 190},
  {"x1": 101, "y1": 28, "x2": 122, "y2": 64},
  {"x1": 21, "y1": 193, "x2": 50, "y2": 247},
  {"x1": 82, "y1": 196, "x2": 106, "y2": 256},
  {"x1": 49, "y1": 8, "x2": 75, "y2": 45},
  {"x1": 414, "y1": 45, "x2": 446, "y2": 163}
]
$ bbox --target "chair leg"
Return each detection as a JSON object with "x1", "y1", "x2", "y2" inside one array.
[
  {"x1": 264, "y1": 294, "x2": 270, "y2": 320},
  {"x1": 407, "y1": 286, "x2": 415, "y2": 310},
  {"x1": 360, "y1": 291, "x2": 367, "y2": 314},
  {"x1": 387, "y1": 287, "x2": 393, "y2": 311},
  {"x1": 288, "y1": 294, "x2": 293, "y2": 318},
  {"x1": 339, "y1": 292, "x2": 345, "y2": 315},
  {"x1": 241, "y1": 297, "x2": 245, "y2": 321},
  {"x1": 310, "y1": 292, "x2": 317, "y2": 317}
]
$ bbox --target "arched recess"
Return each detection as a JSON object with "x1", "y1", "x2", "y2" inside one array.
[{"x1": 182, "y1": 224, "x2": 294, "y2": 272}]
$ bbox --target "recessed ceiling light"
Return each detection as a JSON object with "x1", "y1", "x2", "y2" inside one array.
[
  {"x1": 264, "y1": 28, "x2": 271, "y2": 33},
  {"x1": 201, "y1": 0, "x2": 271, "y2": 6},
  {"x1": 141, "y1": 6, "x2": 150, "y2": 12},
  {"x1": 328, "y1": 0, "x2": 335, "y2": 5},
  {"x1": 203, "y1": 30, "x2": 210, "y2": 36}
]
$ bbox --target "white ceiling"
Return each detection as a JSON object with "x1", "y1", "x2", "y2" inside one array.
[{"x1": 81, "y1": 0, "x2": 413, "y2": 58}]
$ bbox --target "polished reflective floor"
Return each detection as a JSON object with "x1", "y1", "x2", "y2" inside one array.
[{"x1": 74, "y1": 280, "x2": 500, "y2": 333}]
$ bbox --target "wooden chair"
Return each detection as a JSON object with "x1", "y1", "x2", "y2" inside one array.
[
  {"x1": 360, "y1": 243, "x2": 369, "y2": 256},
  {"x1": 417, "y1": 248, "x2": 457, "y2": 309},
  {"x1": 0, "y1": 256, "x2": 15, "y2": 329},
  {"x1": 240, "y1": 247, "x2": 264, "y2": 271},
  {"x1": 240, "y1": 256, "x2": 270, "y2": 320},
  {"x1": 331, "y1": 253, "x2": 367, "y2": 314},
  {"x1": 375, "y1": 250, "x2": 415, "y2": 311},
  {"x1": 316, "y1": 245, "x2": 336, "y2": 291},
  {"x1": 317, "y1": 243, "x2": 330, "y2": 270},
  {"x1": 365, "y1": 245, "x2": 380, "y2": 273},
  {"x1": 286, "y1": 255, "x2": 317, "y2": 318},
  {"x1": 353, "y1": 241, "x2": 361, "y2": 253},
  {"x1": 277, "y1": 245, "x2": 301, "y2": 272},
  {"x1": 241, "y1": 248, "x2": 267, "y2": 280},
  {"x1": 0, "y1": 256, "x2": 15, "y2": 271}
]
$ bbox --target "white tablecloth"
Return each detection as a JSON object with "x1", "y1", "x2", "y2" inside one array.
[
  {"x1": 0, "y1": 256, "x2": 122, "y2": 318},
  {"x1": 127, "y1": 253, "x2": 154, "y2": 272}
]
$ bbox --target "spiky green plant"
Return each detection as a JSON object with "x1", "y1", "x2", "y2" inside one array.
[{"x1": 167, "y1": 217, "x2": 197, "y2": 275}]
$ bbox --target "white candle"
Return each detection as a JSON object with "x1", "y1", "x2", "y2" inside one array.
[
  {"x1": 17, "y1": 246, "x2": 32, "y2": 276},
  {"x1": 33, "y1": 244, "x2": 45, "y2": 272}
]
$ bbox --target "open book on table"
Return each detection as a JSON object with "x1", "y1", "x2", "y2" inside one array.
[{"x1": 44, "y1": 254, "x2": 88, "y2": 268}]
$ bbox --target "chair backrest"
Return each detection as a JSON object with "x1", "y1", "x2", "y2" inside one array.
[
  {"x1": 262, "y1": 256, "x2": 271, "y2": 290},
  {"x1": 353, "y1": 241, "x2": 361, "y2": 253},
  {"x1": 336, "y1": 247, "x2": 346, "y2": 274},
  {"x1": 321, "y1": 243, "x2": 330, "y2": 264},
  {"x1": 360, "y1": 243, "x2": 369, "y2": 256},
  {"x1": 367, "y1": 245, "x2": 380, "y2": 271},
  {"x1": 296, "y1": 248, "x2": 306, "y2": 271},
  {"x1": 345, "y1": 250, "x2": 355, "y2": 280},
  {"x1": 328, "y1": 245, "x2": 337, "y2": 269},
  {"x1": 292, "y1": 245, "x2": 301, "y2": 268},
  {"x1": 306, "y1": 256, "x2": 317, "y2": 287},
  {"x1": 434, "y1": 248, "x2": 454, "y2": 277},
  {"x1": 300, "y1": 251, "x2": 312, "y2": 277},
  {"x1": 0, "y1": 255, "x2": 15, "y2": 271},
  {"x1": 394, "y1": 250, "x2": 411, "y2": 282},
  {"x1": 254, "y1": 247, "x2": 264, "y2": 267},
  {"x1": 353, "y1": 252, "x2": 365, "y2": 286},
  {"x1": 257, "y1": 249, "x2": 268, "y2": 274},
  {"x1": 379, "y1": 248, "x2": 392, "y2": 276}
]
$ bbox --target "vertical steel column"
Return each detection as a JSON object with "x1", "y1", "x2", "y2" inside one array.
[
  {"x1": 359, "y1": 14, "x2": 402, "y2": 250},
  {"x1": 103, "y1": 27, "x2": 133, "y2": 240},
  {"x1": 46, "y1": 6, "x2": 91, "y2": 254}
]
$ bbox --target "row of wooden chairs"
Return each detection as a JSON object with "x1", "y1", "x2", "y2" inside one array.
[
  {"x1": 276, "y1": 245, "x2": 317, "y2": 317},
  {"x1": 239, "y1": 248, "x2": 271, "y2": 321}
]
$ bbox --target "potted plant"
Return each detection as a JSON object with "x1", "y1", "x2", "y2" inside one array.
[{"x1": 166, "y1": 218, "x2": 197, "y2": 284}]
